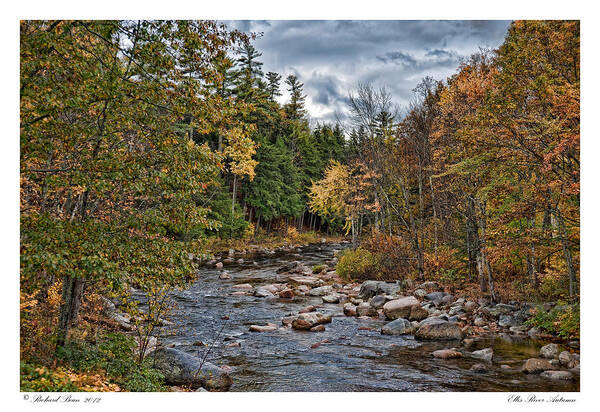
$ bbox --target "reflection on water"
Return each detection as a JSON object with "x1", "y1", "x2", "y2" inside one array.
[{"x1": 156, "y1": 244, "x2": 579, "y2": 392}]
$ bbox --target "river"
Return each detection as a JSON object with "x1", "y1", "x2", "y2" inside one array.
[{"x1": 155, "y1": 243, "x2": 579, "y2": 392}]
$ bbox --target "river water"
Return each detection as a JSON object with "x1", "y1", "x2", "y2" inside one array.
[{"x1": 158, "y1": 243, "x2": 579, "y2": 392}]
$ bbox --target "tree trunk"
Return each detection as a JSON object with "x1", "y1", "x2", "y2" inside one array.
[
  {"x1": 56, "y1": 276, "x2": 85, "y2": 348},
  {"x1": 555, "y1": 209, "x2": 577, "y2": 298}
]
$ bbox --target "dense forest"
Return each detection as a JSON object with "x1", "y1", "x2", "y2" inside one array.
[{"x1": 20, "y1": 20, "x2": 579, "y2": 392}]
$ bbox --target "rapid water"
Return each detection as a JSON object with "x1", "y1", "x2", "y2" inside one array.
[{"x1": 157, "y1": 243, "x2": 579, "y2": 392}]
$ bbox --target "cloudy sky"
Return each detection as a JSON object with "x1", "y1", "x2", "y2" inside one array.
[{"x1": 223, "y1": 20, "x2": 511, "y2": 125}]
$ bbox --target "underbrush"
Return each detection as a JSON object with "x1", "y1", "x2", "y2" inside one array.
[
  {"x1": 21, "y1": 332, "x2": 167, "y2": 392},
  {"x1": 525, "y1": 303, "x2": 580, "y2": 340}
]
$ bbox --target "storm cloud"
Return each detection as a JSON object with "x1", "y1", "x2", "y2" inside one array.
[{"x1": 222, "y1": 20, "x2": 511, "y2": 124}]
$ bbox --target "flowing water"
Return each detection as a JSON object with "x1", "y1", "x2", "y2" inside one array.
[{"x1": 155, "y1": 243, "x2": 579, "y2": 392}]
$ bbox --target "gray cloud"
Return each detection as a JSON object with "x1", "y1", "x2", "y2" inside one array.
[{"x1": 222, "y1": 20, "x2": 511, "y2": 124}]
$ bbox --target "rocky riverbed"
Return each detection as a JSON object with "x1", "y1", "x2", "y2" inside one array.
[{"x1": 122, "y1": 242, "x2": 580, "y2": 391}]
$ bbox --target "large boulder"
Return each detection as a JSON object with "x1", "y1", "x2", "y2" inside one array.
[
  {"x1": 153, "y1": 348, "x2": 232, "y2": 391},
  {"x1": 424, "y1": 291, "x2": 445, "y2": 302},
  {"x1": 539, "y1": 343, "x2": 559, "y2": 359},
  {"x1": 291, "y1": 312, "x2": 332, "y2": 330},
  {"x1": 369, "y1": 295, "x2": 388, "y2": 309},
  {"x1": 309, "y1": 285, "x2": 333, "y2": 297},
  {"x1": 522, "y1": 358, "x2": 556, "y2": 374},
  {"x1": 470, "y1": 347, "x2": 493, "y2": 362},
  {"x1": 358, "y1": 280, "x2": 401, "y2": 300},
  {"x1": 356, "y1": 302, "x2": 378, "y2": 317},
  {"x1": 540, "y1": 370, "x2": 574, "y2": 381},
  {"x1": 409, "y1": 305, "x2": 429, "y2": 321},
  {"x1": 383, "y1": 296, "x2": 419, "y2": 320},
  {"x1": 381, "y1": 318, "x2": 414, "y2": 335},
  {"x1": 415, "y1": 319, "x2": 463, "y2": 340}
]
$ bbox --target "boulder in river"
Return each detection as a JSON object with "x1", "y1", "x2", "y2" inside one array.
[
  {"x1": 470, "y1": 363, "x2": 489, "y2": 373},
  {"x1": 358, "y1": 280, "x2": 401, "y2": 300},
  {"x1": 539, "y1": 343, "x2": 559, "y2": 359},
  {"x1": 322, "y1": 293, "x2": 341, "y2": 304},
  {"x1": 433, "y1": 349, "x2": 463, "y2": 359},
  {"x1": 343, "y1": 303, "x2": 357, "y2": 317},
  {"x1": 289, "y1": 276, "x2": 321, "y2": 288},
  {"x1": 309, "y1": 285, "x2": 333, "y2": 296},
  {"x1": 249, "y1": 323, "x2": 278, "y2": 332},
  {"x1": 254, "y1": 287, "x2": 275, "y2": 298},
  {"x1": 383, "y1": 296, "x2": 419, "y2": 320},
  {"x1": 278, "y1": 289, "x2": 294, "y2": 299},
  {"x1": 424, "y1": 291, "x2": 445, "y2": 302},
  {"x1": 415, "y1": 319, "x2": 464, "y2": 340},
  {"x1": 215, "y1": 262, "x2": 223, "y2": 269},
  {"x1": 369, "y1": 295, "x2": 388, "y2": 309},
  {"x1": 521, "y1": 358, "x2": 556, "y2": 374},
  {"x1": 291, "y1": 312, "x2": 332, "y2": 330},
  {"x1": 381, "y1": 318, "x2": 414, "y2": 335},
  {"x1": 409, "y1": 305, "x2": 429, "y2": 321},
  {"x1": 540, "y1": 370, "x2": 574, "y2": 381},
  {"x1": 470, "y1": 347, "x2": 493, "y2": 362},
  {"x1": 153, "y1": 348, "x2": 232, "y2": 391},
  {"x1": 356, "y1": 302, "x2": 378, "y2": 317}
]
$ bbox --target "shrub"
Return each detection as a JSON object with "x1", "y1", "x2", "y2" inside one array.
[
  {"x1": 336, "y1": 248, "x2": 379, "y2": 281},
  {"x1": 359, "y1": 232, "x2": 414, "y2": 281},
  {"x1": 311, "y1": 264, "x2": 326, "y2": 273},
  {"x1": 525, "y1": 303, "x2": 580, "y2": 339}
]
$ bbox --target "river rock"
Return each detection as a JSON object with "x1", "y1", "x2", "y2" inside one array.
[
  {"x1": 522, "y1": 358, "x2": 556, "y2": 374},
  {"x1": 474, "y1": 317, "x2": 487, "y2": 327},
  {"x1": 358, "y1": 280, "x2": 401, "y2": 300},
  {"x1": 540, "y1": 343, "x2": 559, "y2": 359},
  {"x1": 409, "y1": 305, "x2": 429, "y2": 321},
  {"x1": 540, "y1": 370, "x2": 574, "y2": 381},
  {"x1": 383, "y1": 296, "x2": 419, "y2": 320},
  {"x1": 440, "y1": 294, "x2": 456, "y2": 306},
  {"x1": 219, "y1": 272, "x2": 231, "y2": 280},
  {"x1": 464, "y1": 301, "x2": 478, "y2": 312},
  {"x1": 223, "y1": 258, "x2": 234, "y2": 264},
  {"x1": 249, "y1": 323, "x2": 278, "y2": 332},
  {"x1": 309, "y1": 285, "x2": 333, "y2": 297},
  {"x1": 471, "y1": 347, "x2": 493, "y2": 362},
  {"x1": 433, "y1": 349, "x2": 463, "y2": 359},
  {"x1": 357, "y1": 302, "x2": 378, "y2": 317},
  {"x1": 413, "y1": 288, "x2": 427, "y2": 298},
  {"x1": 310, "y1": 324, "x2": 326, "y2": 332},
  {"x1": 415, "y1": 319, "x2": 463, "y2": 340},
  {"x1": 215, "y1": 262, "x2": 223, "y2": 269},
  {"x1": 281, "y1": 316, "x2": 295, "y2": 327},
  {"x1": 153, "y1": 348, "x2": 232, "y2": 391},
  {"x1": 369, "y1": 295, "x2": 388, "y2": 309},
  {"x1": 498, "y1": 315, "x2": 519, "y2": 327},
  {"x1": 559, "y1": 351, "x2": 574, "y2": 366},
  {"x1": 343, "y1": 303, "x2": 357, "y2": 316},
  {"x1": 289, "y1": 276, "x2": 321, "y2": 287},
  {"x1": 381, "y1": 318, "x2": 414, "y2": 335},
  {"x1": 254, "y1": 288, "x2": 275, "y2": 298},
  {"x1": 279, "y1": 289, "x2": 294, "y2": 299},
  {"x1": 291, "y1": 312, "x2": 332, "y2": 330},
  {"x1": 232, "y1": 283, "x2": 253, "y2": 290},
  {"x1": 299, "y1": 305, "x2": 318, "y2": 313},
  {"x1": 424, "y1": 291, "x2": 445, "y2": 302},
  {"x1": 322, "y1": 294, "x2": 341, "y2": 304}
]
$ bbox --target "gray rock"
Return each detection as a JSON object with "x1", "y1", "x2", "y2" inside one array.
[
  {"x1": 322, "y1": 293, "x2": 340, "y2": 304},
  {"x1": 369, "y1": 295, "x2": 388, "y2": 309},
  {"x1": 540, "y1": 343, "x2": 559, "y2": 359},
  {"x1": 464, "y1": 301, "x2": 478, "y2": 312},
  {"x1": 498, "y1": 315, "x2": 519, "y2": 327},
  {"x1": 471, "y1": 347, "x2": 494, "y2": 362},
  {"x1": 540, "y1": 370, "x2": 574, "y2": 381},
  {"x1": 474, "y1": 317, "x2": 487, "y2": 327},
  {"x1": 448, "y1": 306, "x2": 465, "y2": 316},
  {"x1": 440, "y1": 294, "x2": 456, "y2": 306},
  {"x1": 254, "y1": 287, "x2": 275, "y2": 298},
  {"x1": 418, "y1": 281, "x2": 442, "y2": 291},
  {"x1": 413, "y1": 289, "x2": 427, "y2": 298},
  {"x1": 358, "y1": 280, "x2": 402, "y2": 300},
  {"x1": 153, "y1": 348, "x2": 232, "y2": 391},
  {"x1": 424, "y1": 291, "x2": 445, "y2": 301},
  {"x1": 357, "y1": 302, "x2": 378, "y2": 317},
  {"x1": 415, "y1": 319, "x2": 464, "y2": 340},
  {"x1": 309, "y1": 285, "x2": 333, "y2": 297},
  {"x1": 559, "y1": 351, "x2": 574, "y2": 366},
  {"x1": 383, "y1": 296, "x2": 419, "y2": 320},
  {"x1": 381, "y1": 318, "x2": 414, "y2": 335}
]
